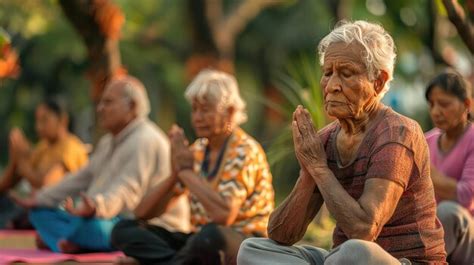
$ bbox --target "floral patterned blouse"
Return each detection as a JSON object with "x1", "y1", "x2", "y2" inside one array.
[{"x1": 188, "y1": 128, "x2": 274, "y2": 236}]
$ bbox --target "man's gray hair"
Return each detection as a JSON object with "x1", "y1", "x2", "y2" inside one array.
[
  {"x1": 318, "y1": 20, "x2": 397, "y2": 98},
  {"x1": 185, "y1": 69, "x2": 247, "y2": 125},
  {"x1": 108, "y1": 76, "x2": 151, "y2": 118}
]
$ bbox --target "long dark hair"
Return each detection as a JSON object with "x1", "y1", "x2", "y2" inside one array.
[{"x1": 425, "y1": 69, "x2": 472, "y2": 120}]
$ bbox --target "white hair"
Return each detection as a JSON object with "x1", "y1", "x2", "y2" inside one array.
[
  {"x1": 318, "y1": 20, "x2": 397, "y2": 98},
  {"x1": 107, "y1": 76, "x2": 151, "y2": 118},
  {"x1": 185, "y1": 69, "x2": 247, "y2": 125}
]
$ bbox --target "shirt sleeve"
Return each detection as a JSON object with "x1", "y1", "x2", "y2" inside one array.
[
  {"x1": 457, "y1": 148, "x2": 474, "y2": 212},
  {"x1": 35, "y1": 165, "x2": 93, "y2": 207},
  {"x1": 91, "y1": 138, "x2": 165, "y2": 219},
  {"x1": 366, "y1": 143, "x2": 415, "y2": 190}
]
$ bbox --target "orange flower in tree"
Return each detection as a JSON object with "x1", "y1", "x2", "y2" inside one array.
[
  {"x1": 93, "y1": 0, "x2": 125, "y2": 40},
  {"x1": 0, "y1": 29, "x2": 20, "y2": 79}
]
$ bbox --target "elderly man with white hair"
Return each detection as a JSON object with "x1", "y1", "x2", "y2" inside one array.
[
  {"x1": 111, "y1": 69, "x2": 275, "y2": 265},
  {"x1": 12, "y1": 76, "x2": 190, "y2": 253},
  {"x1": 237, "y1": 20, "x2": 447, "y2": 264}
]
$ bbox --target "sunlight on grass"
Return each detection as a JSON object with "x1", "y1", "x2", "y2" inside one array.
[{"x1": 301, "y1": 215, "x2": 335, "y2": 250}]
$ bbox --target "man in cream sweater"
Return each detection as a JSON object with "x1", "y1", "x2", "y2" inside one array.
[{"x1": 12, "y1": 76, "x2": 189, "y2": 253}]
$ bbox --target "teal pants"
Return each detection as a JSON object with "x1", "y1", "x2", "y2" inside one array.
[{"x1": 29, "y1": 207, "x2": 121, "y2": 252}]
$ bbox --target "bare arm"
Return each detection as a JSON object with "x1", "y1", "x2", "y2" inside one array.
[
  {"x1": 35, "y1": 166, "x2": 92, "y2": 207},
  {"x1": 134, "y1": 173, "x2": 183, "y2": 220},
  {"x1": 178, "y1": 169, "x2": 241, "y2": 226},
  {"x1": 0, "y1": 162, "x2": 19, "y2": 193},
  {"x1": 15, "y1": 158, "x2": 66, "y2": 189},
  {"x1": 309, "y1": 166, "x2": 404, "y2": 240},
  {"x1": 268, "y1": 169, "x2": 324, "y2": 245},
  {"x1": 169, "y1": 124, "x2": 243, "y2": 226}
]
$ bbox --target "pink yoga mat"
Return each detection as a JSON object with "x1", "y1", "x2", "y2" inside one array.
[
  {"x1": 0, "y1": 248, "x2": 124, "y2": 264},
  {"x1": 0, "y1": 230, "x2": 36, "y2": 238}
]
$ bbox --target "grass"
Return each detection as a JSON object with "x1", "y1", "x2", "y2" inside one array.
[{"x1": 301, "y1": 216, "x2": 335, "y2": 250}]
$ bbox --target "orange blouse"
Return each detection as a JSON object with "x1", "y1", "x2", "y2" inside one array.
[{"x1": 188, "y1": 128, "x2": 274, "y2": 236}]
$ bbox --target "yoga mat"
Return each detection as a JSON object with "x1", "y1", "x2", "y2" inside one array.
[
  {"x1": 0, "y1": 230, "x2": 36, "y2": 238},
  {"x1": 0, "y1": 230, "x2": 36, "y2": 249},
  {"x1": 0, "y1": 248, "x2": 124, "y2": 264},
  {"x1": 0, "y1": 230, "x2": 124, "y2": 263}
]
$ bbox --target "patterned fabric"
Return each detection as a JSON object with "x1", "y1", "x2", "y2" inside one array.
[
  {"x1": 319, "y1": 107, "x2": 446, "y2": 264},
  {"x1": 188, "y1": 128, "x2": 274, "y2": 236}
]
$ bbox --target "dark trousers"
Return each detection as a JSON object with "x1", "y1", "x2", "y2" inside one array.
[
  {"x1": 0, "y1": 194, "x2": 31, "y2": 229},
  {"x1": 111, "y1": 219, "x2": 248, "y2": 265}
]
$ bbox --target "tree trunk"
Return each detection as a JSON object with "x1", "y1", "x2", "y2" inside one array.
[
  {"x1": 185, "y1": 0, "x2": 283, "y2": 80},
  {"x1": 58, "y1": 0, "x2": 125, "y2": 104},
  {"x1": 185, "y1": 0, "x2": 233, "y2": 80},
  {"x1": 442, "y1": 0, "x2": 474, "y2": 55}
]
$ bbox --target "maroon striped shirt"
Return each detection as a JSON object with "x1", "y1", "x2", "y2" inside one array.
[{"x1": 319, "y1": 107, "x2": 446, "y2": 264}]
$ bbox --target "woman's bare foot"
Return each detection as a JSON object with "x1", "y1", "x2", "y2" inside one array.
[
  {"x1": 57, "y1": 239, "x2": 81, "y2": 253},
  {"x1": 114, "y1": 256, "x2": 139, "y2": 265},
  {"x1": 35, "y1": 235, "x2": 50, "y2": 250}
]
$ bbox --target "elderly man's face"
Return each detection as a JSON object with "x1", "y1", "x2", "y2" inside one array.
[
  {"x1": 97, "y1": 82, "x2": 134, "y2": 135},
  {"x1": 320, "y1": 42, "x2": 378, "y2": 119}
]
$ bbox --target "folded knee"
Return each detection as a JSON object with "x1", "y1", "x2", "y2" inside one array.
[
  {"x1": 111, "y1": 219, "x2": 139, "y2": 247},
  {"x1": 189, "y1": 223, "x2": 224, "y2": 250},
  {"x1": 239, "y1": 238, "x2": 266, "y2": 253},
  {"x1": 326, "y1": 239, "x2": 374, "y2": 263},
  {"x1": 437, "y1": 201, "x2": 468, "y2": 223},
  {"x1": 237, "y1": 238, "x2": 274, "y2": 264},
  {"x1": 340, "y1": 239, "x2": 373, "y2": 252}
]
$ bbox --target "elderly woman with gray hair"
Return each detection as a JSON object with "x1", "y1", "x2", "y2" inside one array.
[
  {"x1": 111, "y1": 69, "x2": 275, "y2": 265},
  {"x1": 238, "y1": 21, "x2": 447, "y2": 264}
]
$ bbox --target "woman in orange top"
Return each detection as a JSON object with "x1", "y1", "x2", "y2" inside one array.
[{"x1": 0, "y1": 98, "x2": 88, "y2": 228}]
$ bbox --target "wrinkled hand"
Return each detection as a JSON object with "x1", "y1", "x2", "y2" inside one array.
[
  {"x1": 292, "y1": 106, "x2": 328, "y2": 175},
  {"x1": 430, "y1": 163, "x2": 443, "y2": 186},
  {"x1": 8, "y1": 191, "x2": 37, "y2": 209},
  {"x1": 64, "y1": 192, "x2": 96, "y2": 217},
  {"x1": 168, "y1": 125, "x2": 194, "y2": 172}
]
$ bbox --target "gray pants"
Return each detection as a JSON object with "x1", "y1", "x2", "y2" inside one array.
[
  {"x1": 237, "y1": 238, "x2": 408, "y2": 265},
  {"x1": 437, "y1": 201, "x2": 474, "y2": 265}
]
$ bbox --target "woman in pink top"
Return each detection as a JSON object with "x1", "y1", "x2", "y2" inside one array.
[{"x1": 425, "y1": 70, "x2": 474, "y2": 265}]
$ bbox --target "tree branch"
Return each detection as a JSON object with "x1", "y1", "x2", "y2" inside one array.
[
  {"x1": 442, "y1": 0, "x2": 474, "y2": 54},
  {"x1": 205, "y1": 0, "x2": 223, "y2": 35},
  {"x1": 205, "y1": 0, "x2": 283, "y2": 57},
  {"x1": 58, "y1": 0, "x2": 125, "y2": 102}
]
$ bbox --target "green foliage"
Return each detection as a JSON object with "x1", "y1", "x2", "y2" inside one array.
[
  {"x1": 302, "y1": 216, "x2": 335, "y2": 249},
  {"x1": 249, "y1": 55, "x2": 328, "y2": 202},
  {"x1": 266, "y1": 56, "x2": 326, "y2": 166},
  {"x1": 0, "y1": 27, "x2": 10, "y2": 48}
]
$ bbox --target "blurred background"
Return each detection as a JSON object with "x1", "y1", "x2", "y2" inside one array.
[{"x1": 0, "y1": 0, "x2": 473, "y2": 245}]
